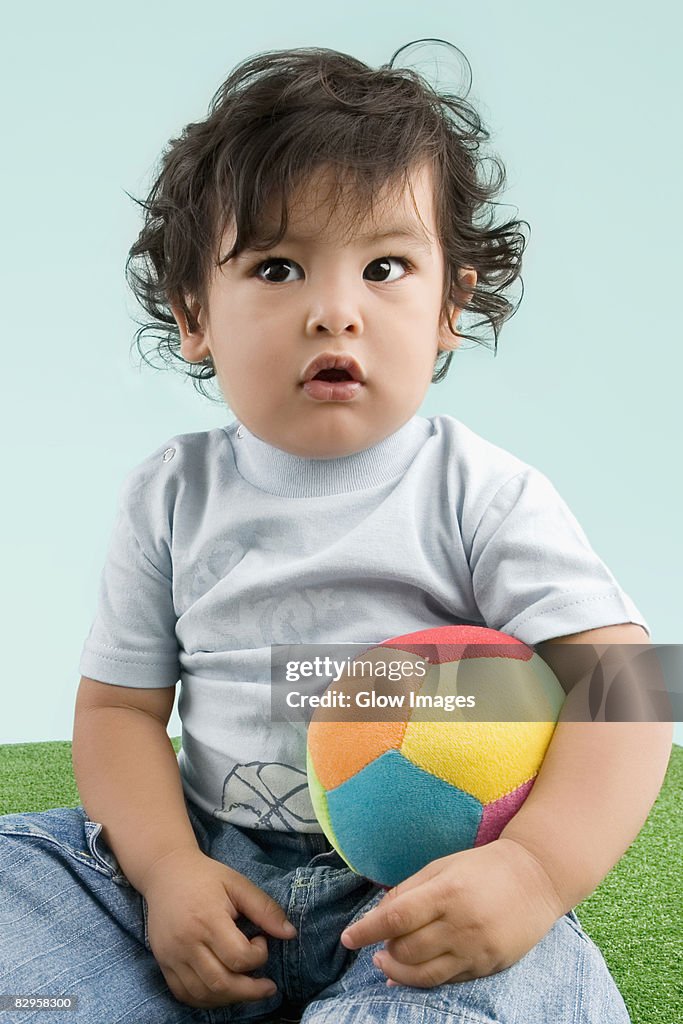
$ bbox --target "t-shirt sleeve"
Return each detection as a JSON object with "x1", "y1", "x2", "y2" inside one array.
[
  {"x1": 78, "y1": 455, "x2": 180, "y2": 688},
  {"x1": 469, "y1": 467, "x2": 650, "y2": 646}
]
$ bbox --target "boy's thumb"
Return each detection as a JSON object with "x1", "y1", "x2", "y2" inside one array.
[{"x1": 230, "y1": 874, "x2": 298, "y2": 939}]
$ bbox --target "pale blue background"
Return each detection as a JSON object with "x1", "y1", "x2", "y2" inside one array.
[{"x1": 1, "y1": 1, "x2": 680, "y2": 746}]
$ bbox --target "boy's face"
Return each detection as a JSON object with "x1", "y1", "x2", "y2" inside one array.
[{"x1": 172, "y1": 160, "x2": 476, "y2": 458}]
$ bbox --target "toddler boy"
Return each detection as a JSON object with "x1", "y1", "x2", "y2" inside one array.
[{"x1": 0, "y1": 43, "x2": 672, "y2": 1024}]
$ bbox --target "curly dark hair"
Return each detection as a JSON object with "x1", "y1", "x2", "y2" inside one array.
[{"x1": 125, "y1": 39, "x2": 529, "y2": 402}]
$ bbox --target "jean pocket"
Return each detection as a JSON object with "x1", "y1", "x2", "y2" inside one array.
[
  {"x1": 83, "y1": 817, "x2": 132, "y2": 888},
  {"x1": 563, "y1": 908, "x2": 592, "y2": 944}
]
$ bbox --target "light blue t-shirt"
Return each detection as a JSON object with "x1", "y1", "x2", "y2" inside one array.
[{"x1": 79, "y1": 414, "x2": 649, "y2": 832}]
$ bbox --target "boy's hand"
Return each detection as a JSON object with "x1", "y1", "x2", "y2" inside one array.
[
  {"x1": 141, "y1": 847, "x2": 297, "y2": 1009},
  {"x1": 340, "y1": 837, "x2": 564, "y2": 988}
]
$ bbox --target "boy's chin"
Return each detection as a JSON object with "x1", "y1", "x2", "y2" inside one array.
[{"x1": 291, "y1": 420, "x2": 410, "y2": 459}]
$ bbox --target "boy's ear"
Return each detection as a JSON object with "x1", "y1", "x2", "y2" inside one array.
[
  {"x1": 437, "y1": 267, "x2": 477, "y2": 352},
  {"x1": 437, "y1": 302, "x2": 464, "y2": 353},
  {"x1": 454, "y1": 267, "x2": 477, "y2": 311},
  {"x1": 169, "y1": 297, "x2": 210, "y2": 363}
]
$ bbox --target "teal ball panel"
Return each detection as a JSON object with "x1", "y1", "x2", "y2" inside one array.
[{"x1": 326, "y1": 749, "x2": 483, "y2": 888}]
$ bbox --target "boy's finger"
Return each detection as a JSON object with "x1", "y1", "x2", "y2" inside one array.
[
  {"x1": 197, "y1": 936, "x2": 272, "y2": 982},
  {"x1": 341, "y1": 882, "x2": 439, "y2": 949},
  {"x1": 177, "y1": 953, "x2": 278, "y2": 1007},
  {"x1": 208, "y1": 925, "x2": 269, "y2": 974},
  {"x1": 373, "y1": 948, "x2": 459, "y2": 990},
  {"x1": 226, "y1": 874, "x2": 298, "y2": 939}
]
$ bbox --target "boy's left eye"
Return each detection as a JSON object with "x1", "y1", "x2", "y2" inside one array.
[
  {"x1": 364, "y1": 256, "x2": 414, "y2": 283},
  {"x1": 251, "y1": 256, "x2": 413, "y2": 284}
]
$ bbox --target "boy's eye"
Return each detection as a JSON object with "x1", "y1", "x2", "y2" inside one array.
[
  {"x1": 252, "y1": 258, "x2": 301, "y2": 284},
  {"x1": 251, "y1": 256, "x2": 413, "y2": 285},
  {"x1": 364, "y1": 257, "x2": 414, "y2": 283}
]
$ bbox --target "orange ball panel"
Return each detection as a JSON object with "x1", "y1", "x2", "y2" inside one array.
[{"x1": 307, "y1": 719, "x2": 407, "y2": 790}]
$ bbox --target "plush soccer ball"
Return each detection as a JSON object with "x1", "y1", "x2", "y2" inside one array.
[{"x1": 306, "y1": 624, "x2": 565, "y2": 888}]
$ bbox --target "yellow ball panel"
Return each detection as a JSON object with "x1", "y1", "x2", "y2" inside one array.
[
  {"x1": 401, "y1": 719, "x2": 557, "y2": 803},
  {"x1": 433, "y1": 653, "x2": 564, "y2": 723},
  {"x1": 398, "y1": 652, "x2": 564, "y2": 802}
]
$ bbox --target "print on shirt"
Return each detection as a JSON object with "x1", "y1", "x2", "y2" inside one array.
[{"x1": 215, "y1": 760, "x2": 319, "y2": 829}]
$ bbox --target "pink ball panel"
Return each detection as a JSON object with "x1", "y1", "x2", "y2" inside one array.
[{"x1": 474, "y1": 777, "x2": 536, "y2": 846}]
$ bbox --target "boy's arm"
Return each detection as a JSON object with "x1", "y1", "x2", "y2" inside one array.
[
  {"x1": 72, "y1": 676, "x2": 201, "y2": 896},
  {"x1": 340, "y1": 622, "x2": 672, "y2": 986},
  {"x1": 500, "y1": 623, "x2": 674, "y2": 913}
]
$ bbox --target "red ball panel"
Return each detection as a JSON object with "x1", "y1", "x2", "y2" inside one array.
[{"x1": 378, "y1": 624, "x2": 533, "y2": 665}]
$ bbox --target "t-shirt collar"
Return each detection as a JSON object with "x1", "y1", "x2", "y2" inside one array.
[{"x1": 225, "y1": 415, "x2": 432, "y2": 497}]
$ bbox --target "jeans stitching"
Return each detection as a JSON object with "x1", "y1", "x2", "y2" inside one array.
[
  {"x1": 564, "y1": 910, "x2": 591, "y2": 945},
  {"x1": 141, "y1": 894, "x2": 151, "y2": 951},
  {"x1": 573, "y1": 927, "x2": 588, "y2": 1024},
  {"x1": 295, "y1": 871, "x2": 315, "y2": 1004},
  {"x1": 304, "y1": 995, "x2": 494, "y2": 1022},
  {"x1": 83, "y1": 819, "x2": 132, "y2": 887},
  {"x1": 0, "y1": 825, "x2": 118, "y2": 882}
]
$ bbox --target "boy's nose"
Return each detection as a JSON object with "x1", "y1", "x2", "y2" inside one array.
[
  {"x1": 306, "y1": 308, "x2": 363, "y2": 337},
  {"x1": 313, "y1": 322, "x2": 360, "y2": 336}
]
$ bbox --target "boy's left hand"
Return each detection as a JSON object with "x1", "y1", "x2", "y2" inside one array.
[{"x1": 340, "y1": 837, "x2": 565, "y2": 987}]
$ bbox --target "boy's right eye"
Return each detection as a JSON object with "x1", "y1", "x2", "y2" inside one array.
[{"x1": 252, "y1": 257, "x2": 301, "y2": 284}]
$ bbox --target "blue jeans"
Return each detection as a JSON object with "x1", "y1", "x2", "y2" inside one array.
[{"x1": 0, "y1": 798, "x2": 631, "y2": 1024}]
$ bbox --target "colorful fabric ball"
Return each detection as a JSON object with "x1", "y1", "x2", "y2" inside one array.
[{"x1": 306, "y1": 624, "x2": 565, "y2": 888}]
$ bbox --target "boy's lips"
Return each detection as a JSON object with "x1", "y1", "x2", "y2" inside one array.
[
  {"x1": 300, "y1": 352, "x2": 366, "y2": 402},
  {"x1": 302, "y1": 378, "x2": 363, "y2": 402},
  {"x1": 300, "y1": 352, "x2": 366, "y2": 384}
]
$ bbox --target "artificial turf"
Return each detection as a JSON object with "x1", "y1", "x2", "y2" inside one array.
[{"x1": 0, "y1": 738, "x2": 680, "y2": 1024}]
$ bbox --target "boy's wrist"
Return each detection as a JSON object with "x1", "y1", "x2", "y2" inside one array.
[
  {"x1": 137, "y1": 843, "x2": 205, "y2": 897},
  {"x1": 495, "y1": 835, "x2": 569, "y2": 918}
]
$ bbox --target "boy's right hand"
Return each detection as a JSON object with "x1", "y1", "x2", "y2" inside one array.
[{"x1": 140, "y1": 846, "x2": 297, "y2": 1010}]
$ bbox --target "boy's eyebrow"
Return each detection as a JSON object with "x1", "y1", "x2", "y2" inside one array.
[
  {"x1": 254, "y1": 223, "x2": 433, "y2": 254},
  {"x1": 353, "y1": 225, "x2": 433, "y2": 252}
]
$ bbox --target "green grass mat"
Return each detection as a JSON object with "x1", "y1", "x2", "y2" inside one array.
[{"x1": 0, "y1": 738, "x2": 680, "y2": 1024}]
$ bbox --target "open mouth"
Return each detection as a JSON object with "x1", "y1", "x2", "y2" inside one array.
[
  {"x1": 300, "y1": 353, "x2": 365, "y2": 401},
  {"x1": 301, "y1": 352, "x2": 366, "y2": 385},
  {"x1": 302, "y1": 366, "x2": 364, "y2": 403},
  {"x1": 312, "y1": 369, "x2": 354, "y2": 382}
]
